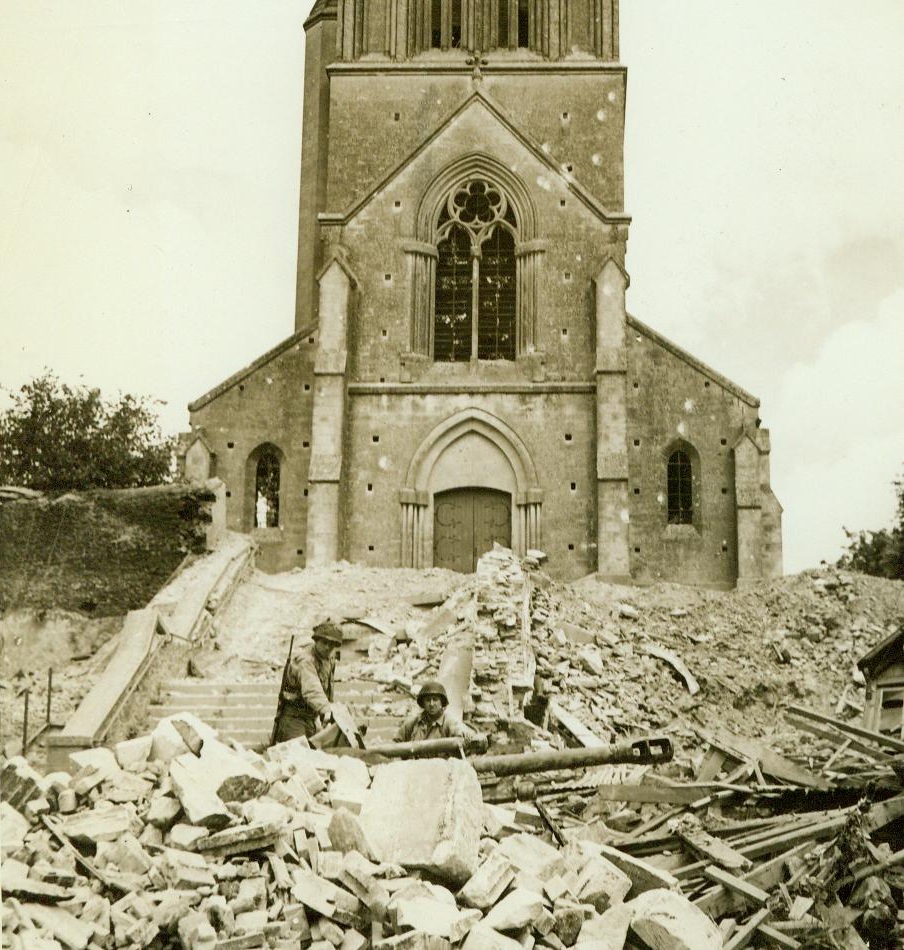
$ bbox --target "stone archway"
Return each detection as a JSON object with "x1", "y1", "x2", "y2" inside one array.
[{"x1": 399, "y1": 408, "x2": 543, "y2": 568}]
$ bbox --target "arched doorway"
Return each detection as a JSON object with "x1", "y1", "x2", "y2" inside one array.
[
  {"x1": 400, "y1": 408, "x2": 543, "y2": 568},
  {"x1": 434, "y1": 487, "x2": 511, "y2": 573}
]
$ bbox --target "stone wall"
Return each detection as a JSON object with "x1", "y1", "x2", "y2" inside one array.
[
  {"x1": 624, "y1": 319, "x2": 764, "y2": 588},
  {"x1": 0, "y1": 484, "x2": 219, "y2": 616},
  {"x1": 344, "y1": 390, "x2": 598, "y2": 578},
  {"x1": 188, "y1": 332, "x2": 317, "y2": 573}
]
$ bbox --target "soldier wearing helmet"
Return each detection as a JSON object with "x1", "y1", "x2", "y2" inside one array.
[
  {"x1": 273, "y1": 620, "x2": 343, "y2": 743},
  {"x1": 394, "y1": 679, "x2": 486, "y2": 751}
]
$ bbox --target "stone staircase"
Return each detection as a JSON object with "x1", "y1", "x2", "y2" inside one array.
[{"x1": 147, "y1": 675, "x2": 406, "y2": 750}]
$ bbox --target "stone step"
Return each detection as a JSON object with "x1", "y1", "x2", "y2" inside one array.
[{"x1": 159, "y1": 680, "x2": 278, "y2": 696}]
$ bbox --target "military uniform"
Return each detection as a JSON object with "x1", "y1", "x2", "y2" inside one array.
[
  {"x1": 273, "y1": 641, "x2": 336, "y2": 742},
  {"x1": 394, "y1": 708, "x2": 477, "y2": 743}
]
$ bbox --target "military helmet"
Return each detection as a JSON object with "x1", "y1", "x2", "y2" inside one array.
[
  {"x1": 312, "y1": 621, "x2": 343, "y2": 645},
  {"x1": 417, "y1": 680, "x2": 449, "y2": 708}
]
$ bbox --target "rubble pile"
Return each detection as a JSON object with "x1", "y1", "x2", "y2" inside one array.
[{"x1": 1, "y1": 712, "x2": 725, "y2": 950}]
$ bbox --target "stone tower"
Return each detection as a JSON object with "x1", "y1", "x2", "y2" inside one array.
[{"x1": 186, "y1": 0, "x2": 783, "y2": 587}]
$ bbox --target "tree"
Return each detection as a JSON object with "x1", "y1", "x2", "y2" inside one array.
[
  {"x1": 0, "y1": 372, "x2": 175, "y2": 491},
  {"x1": 838, "y1": 468, "x2": 904, "y2": 580}
]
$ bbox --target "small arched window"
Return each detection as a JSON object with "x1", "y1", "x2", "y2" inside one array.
[
  {"x1": 254, "y1": 450, "x2": 281, "y2": 528},
  {"x1": 434, "y1": 179, "x2": 517, "y2": 362},
  {"x1": 667, "y1": 450, "x2": 694, "y2": 524}
]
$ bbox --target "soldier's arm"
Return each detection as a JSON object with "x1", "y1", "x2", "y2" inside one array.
[{"x1": 440, "y1": 712, "x2": 478, "y2": 740}]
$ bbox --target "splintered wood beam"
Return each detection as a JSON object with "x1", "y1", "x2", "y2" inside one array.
[
  {"x1": 702, "y1": 865, "x2": 770, "y2": 905},
  {"x1": 723, "y1": 907, "x2": 771, "y2": 949},
  {"x1": 785, "y1": 704, "x2": 904, "y2": 754}
]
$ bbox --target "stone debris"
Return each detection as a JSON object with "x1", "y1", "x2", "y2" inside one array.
[
  {"x1": 4, "y1": 551, "x2": 904, "y2": 947},
  {"x1": 0, "y1": 709, "x2": 718, "y2": 950}
]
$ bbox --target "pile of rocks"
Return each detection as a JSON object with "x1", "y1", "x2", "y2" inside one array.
[{"x1": 0, "y1": 711, "x2": 720, "y2": 950}]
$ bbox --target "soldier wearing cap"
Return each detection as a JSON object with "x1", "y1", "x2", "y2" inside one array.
[
  {"x1": 273, "y1": 621, "x2": 343, "y2": 742},
  {"x1": 394, "y1": 680, "x2": 487, "y2": 751}
]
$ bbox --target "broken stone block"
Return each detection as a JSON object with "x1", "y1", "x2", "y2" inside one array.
[
  {"x1": 0, "y1": 756, "x2": 47, "y2": 812},
  {"x1": 496, "y1": 834, "x2": 565, "y2": 884},
  {"x1": 542, "y1": 875, "x2": 571, "y2": 904},
  {"x1": 60, "y1": 803, "x2": 139, "y2": 844},
  {"x1": 235, "y1": 909, "x2": 269, "y2": 934},
  {"x1": 392, "y1": 894, "x2": 468, "y2": 939},
  {"x1": 102, "y1": 770, "x2": 153, "y2": 804},
  {"x1": 575, "y1": 903, "x2": 631, "y2": 949},
  {"x1": 341, "y1": 929, "x2": 368, "y2": 950},
  {"x1": 339, "y1": 850, "x2": 391, "y2": 912},
  {"x1": 153, "y1": 889, "x2": 195, "y2": 931},
  {"x1": 196, "y1": 820, "x2": 282, "y2": 858},
  {"x1": 317, "y1": 919, "x2": 346, "y2": 946},
  {"x1": 147, "y1": 794, "x2": 182, "y2": 829},
  {"x1": 19, "y1": 903, "x2": 95, "y2": 950},
  {"x1": 169, "y1": 757, "x2": 233, "y2": 830},
  {"x1": 552, "y1": 902, "x2": 591, "y2": 947},
  {"x1": 241, "y1": 796, "x2": 292, "y2": 827},
  {"x1": 483, "y1": 888, "x2": 545, "y2": 932},
  {"x1": 159, "y1": 847, "x2": 217, "y2": 889},
  {"x1": 574, "y1": 856, "x2": 631, "y2": 913},
  {"x1": 232, "y1": 876, "x2": 268, "y2": 914},
  {"x1": 69, "y1": 746, "x2": 121, "y2": 783},
  {"x1": 201, "y1": 893, "x2": 235, "y2": 935},
  {"x1": 591, "y1": 844, "x2": 679, "y2": 896},
  {"x1": 114, "y1": 734, "x2": 153, "y2": 770},
  {"x1": 360, "y1": 759, "x2": 482, "y2": 886},
  {"x1": 290, "y1": 865, "x2": 342, "y2": 917},
  {"x1": 95, "y1": 831, "x2": 153, "y2": 875},
  {"x1": 458, "y1": 851, "x2": 516, "y2": 910},
  {"x1": 462, "y1": 924, "x2": 524, "y2": 950},
  {"x1": 151, "y1": 713, "x2": 220, "y2": 765},
  {"x1": 626, "y1": 888, "x2": 721, "y2": 950},
  {"x1": 178, "y1": 909, "x2": 218, "y2": 949},
  {"x1": 329, "y1": 807, "x2": 377, "y2": 859},
  {"x1": 168, "y1": 822, "x2": 211, "y2": 850},
  {"x1": 377, "y1": 932, "x2": 452, "y2": 950},
  {"x1": 24, "y1": 795, "x2": 51, "y2": 821}
]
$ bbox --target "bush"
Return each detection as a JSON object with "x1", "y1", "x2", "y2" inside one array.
[{"x1": 0, "y1": 372, "x2": 175, "y2": 491}]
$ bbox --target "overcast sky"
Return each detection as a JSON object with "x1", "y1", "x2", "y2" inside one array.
[{"x1": 1, "y1": 1, "x2": 902, "y2": 574}]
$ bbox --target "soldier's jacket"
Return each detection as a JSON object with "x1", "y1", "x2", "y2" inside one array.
[
  {"x1": 394, "y1": 708, "x2": 477, "y2": 743},
  {"x1": 282, "y1": 641, "x2": 335, "y2": 718}
]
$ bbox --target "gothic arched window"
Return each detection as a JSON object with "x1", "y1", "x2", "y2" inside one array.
[
  {"x1": 433, "y1": 180, "x2": 517, "y2": 362},
  {"x1": 667, "y1": 449, "x2": 694, "y2": 524},
  {"x1": 254, "y1": 449, "x2": 281, "y2": 528}
]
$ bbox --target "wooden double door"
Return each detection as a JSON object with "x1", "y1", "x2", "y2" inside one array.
[{"x1": 433, "y1": 487, "x2": 511, "y2": 573}]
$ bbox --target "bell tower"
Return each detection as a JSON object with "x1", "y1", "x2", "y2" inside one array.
[{"x1": 295, "y1": 0, "x2": 625, "y2": 330}]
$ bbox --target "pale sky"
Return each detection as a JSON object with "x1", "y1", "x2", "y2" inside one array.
[{"x1": 1, "y1": 1, "x2": 902, "y2": 574}]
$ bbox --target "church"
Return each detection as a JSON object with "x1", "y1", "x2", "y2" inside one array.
[{"x1": 182, "y1": 0, "x2": 783, "y2": 587}]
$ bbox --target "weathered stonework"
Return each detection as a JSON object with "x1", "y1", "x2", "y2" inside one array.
[{"x1": 185, "y1": 0, "x2": 782, "y2": 585}]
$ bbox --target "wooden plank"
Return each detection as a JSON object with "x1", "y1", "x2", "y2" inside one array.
[
  {"x1": 696, "y1": 747, "x2": 729, "y2": 781},
  {"x1": 548, "y1": 701, "x2": 606, "y2": 748},
  {"x1": 702, "y1": 865, "x2": 769, "y2": 905},
  {"x1": 756, "y1": 924, "x2": 801, "y2": 949},
  {"x1": 589, "y1": 783, "x2": 721, "y2": 805},
  {"x1": 700, "y1": 727, "x2": 830, "y2": 790},
  {"x1": 864, "y1": 792, "x2": 904, "y2": 832},
  {"x1": 694, "y1": 842, "x2": 812, "y2": 918},
  {"x1": 674, "y1": 819, "x2": 751, "y2": 871},
  {"x1": 785, "y1": 704, "x2": 904, "y2": 753},
  {"x1": 784, "y1": 713, "x2": 891, "y2": 761},
  {"x1": 723, "y1": 907, "x2": 771, "y2": 950}
]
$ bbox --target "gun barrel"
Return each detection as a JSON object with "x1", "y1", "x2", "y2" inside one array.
[{"x1": 469, "y1": 737, "x2": 673, "y2": 776}]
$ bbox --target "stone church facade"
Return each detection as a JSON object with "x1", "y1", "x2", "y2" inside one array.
[{"x1": 183, "y1": 0, "x2": 783, "y2": 586}]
